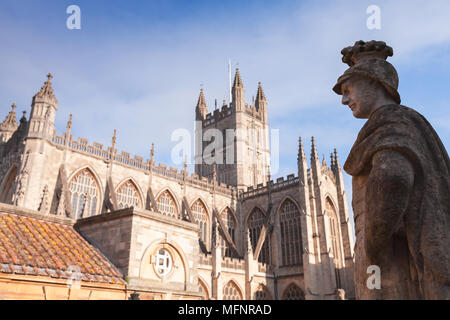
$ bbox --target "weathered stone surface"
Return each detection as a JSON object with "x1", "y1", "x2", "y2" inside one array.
[{"x1": 334, "y1": 40, "x2": 450, "y2": 300}]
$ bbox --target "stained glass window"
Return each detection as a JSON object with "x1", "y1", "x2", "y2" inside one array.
[
  {"x1": 157, "y1": 190, "x2": 178, "y2": 219},
  {"x1": 280, "y1": 199, "x2": 302, "y2": 266},
  {"x1": 283, "y1": 284, "x2": 305, "y2": 300},
  {"x1": 223, "y1": 281, "x2": 242, "y2": 300},
  {"x1": 254, "y1": 285, "x2": 271, "y2": 300},
  {"x1": 117, "y1": 180, "x2": 141, "y2": 209},
  {"x1": 248, "y1": 208, "x2": 270, "y2": 264},
  {"x1": 220, "y1": 207, "x2": 236, "y2": 257},
  {"x1": 191, "y1": 199, "x2": 208, "y2": 245},
  {"x1": 69, "y1": 169, "x2": 99, "y2": 219}
]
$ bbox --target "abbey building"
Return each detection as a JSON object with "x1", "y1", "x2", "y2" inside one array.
[{"x1": 0, "y1": 70, "x2": 355, "y2": 300}]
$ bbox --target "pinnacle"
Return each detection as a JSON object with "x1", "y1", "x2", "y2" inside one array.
[
  {"x1": 233, "y1": 68, "x2": 243, "y2": 88},
  {"x1": 310, "y1": 136, "x2": 319, "y2": 160},
  {"x1": 297, "y1": 136, "x2": 306, "y2": 160},
  {"x1": 35, "y1": 73, "x2": 56, "y2": 100},
  {"x1": 333, "y1": 148, "x2": 340, "y2": 167},
  {"x1": 197, "y1": 88, "x2": 207, "y2": 108},
  {"x1": 0, "y1": 103, "x2": 18, "y2": 131},
  {"x1": 256, "y1": 82, "x2": 266, "y2": 101}
]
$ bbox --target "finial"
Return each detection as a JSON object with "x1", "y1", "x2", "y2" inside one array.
[
  {"x1": 112, "y1": 129, "x2": 117, "y2": 146},
  {"x1": 47, "y1": 73, "x2": 53, "y2": 81},
  {"x1": 19, "y1": 110, "x2": 27, "y2": 124},
  {"x1": 150, "y1": 142, "x2": 155, "y2": 163},
  {"x1": 66, "y1": 114, "x2": 72, "y2": 131},
  {"x1": 11, "y1": 103, "x2": 16, "y2": 111},
  {"x1": 184, "y1": 156, "x2": 187, "y2": 171}
]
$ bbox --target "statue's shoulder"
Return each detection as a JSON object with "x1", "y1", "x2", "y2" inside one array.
[{"x1": 374, "y1": 104, "x2": 427, "y2": 123}]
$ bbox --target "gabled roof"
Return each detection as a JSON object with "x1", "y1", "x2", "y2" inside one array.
[{"x1": 0, "y1": 210, "x2": 125, "y2": 285}]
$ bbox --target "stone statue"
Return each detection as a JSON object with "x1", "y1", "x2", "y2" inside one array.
[{"x1": 333, "y1": 40, "x2": 450, "y2": 300}]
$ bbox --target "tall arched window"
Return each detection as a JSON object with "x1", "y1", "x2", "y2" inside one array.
[
  {"x1": 282, "y1": 284, "x2": 305, "y2": 300},
  {"x1": 326, "y1": 198, "x2": 342, "y2": 288},
  {"x1": 191, "y1": 199, "x2": 209, "y2": 246},
  {"x1": 157, "y1": 190, "x2": 178, "y2": 219},
  {"x1": 69, "y1": 169, "x2": 99, "y2": 219},
  {"x1": 0, "y1": 165, "x2": 18, "y2": 204},
  {"x1": 279, "y1": 199, "x2": 302, "y2": 266},
  {"x1": 248, "y1": 208, "x2": 270, "y2": 264},
  {"x1": 116, "y1": 180, "x2": 141, "y2": 209},
  {"x1": 220, "y1": 207, "x2": 236, "y2": 258},
  {"x1": 223, "y1": 281, "x2": 242, "y2": 300},
  {"x1": 254, "y1": 284, "x2": 272, "y2": 300}
]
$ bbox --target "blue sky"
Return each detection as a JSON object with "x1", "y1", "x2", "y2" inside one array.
[{"x1": 1, "y1": 0, "x2": 450, "y2": 231}]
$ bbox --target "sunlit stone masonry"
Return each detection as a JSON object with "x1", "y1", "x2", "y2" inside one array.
[{"x1": 0, "y1": 70, "x2": 355, "y2": 300}]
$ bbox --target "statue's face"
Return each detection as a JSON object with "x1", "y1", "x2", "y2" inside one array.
[{"x1": 341, "y1": 77, "x2": 377, "y2": 119}]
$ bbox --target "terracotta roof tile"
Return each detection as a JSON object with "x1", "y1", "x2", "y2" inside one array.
[{"x1": 0, "y1": 212, "x2": 125, "y2": 285}]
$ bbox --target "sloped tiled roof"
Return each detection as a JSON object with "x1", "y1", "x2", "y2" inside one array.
[{"x1": 0, "y1": 211, "x2": 125, "y2": 285}]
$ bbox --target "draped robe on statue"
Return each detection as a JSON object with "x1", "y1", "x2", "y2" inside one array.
[{"x1": 344, "y1": 104, "x2": 450, "y2": 300}]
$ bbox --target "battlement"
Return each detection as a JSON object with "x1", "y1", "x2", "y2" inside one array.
[
  {"x1": 239, "y1": 173, "x2": 299, "y2": 199},
  {"x1": 51, "y1": 131, "x2": 236, "y2": 196},
  {"x1": 257, "y1": 261, "x2": 272, "y2": 273},
  {"x1": 203, "y1": 104, "x2": 233, "y2": 127},
  {"x1": 221, "y1": 256, "x2": 245, "y2": 270},
  {"x1": 198, "y1": 253, "x2": 213, "y2": 266}
]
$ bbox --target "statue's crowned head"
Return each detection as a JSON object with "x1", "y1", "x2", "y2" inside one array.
[{"x1": 333, "y1": 40, "x2": 401, "y2": 104}]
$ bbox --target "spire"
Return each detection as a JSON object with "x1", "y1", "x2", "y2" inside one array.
[
  {"x1": 197, "y1": 88, "x2": 207, "y2": 108},
  {"x1": 330, "y1": 152, "x2": 335, "y2": 169},
  {"x1": 297, "y1": 137, "x2": 306, "y2": 161},
  {"x1": 233, "y1": 68, "x2": 243, "y2": 88},
  {"x1": 231, "y1": 68, "x2": 245, "y2": 111},
  {"x1": 255, "y1": 82, "x2": 266, "y2": 102},
  {"x1": 311, "y1": 136, "x2": 319, "y2": 161},
  {"x1": 334, "y1": 148, "x2": 341, "y2": 168},
  {"x1": 34, "y1": 73, "x2": 56, "y2": 100},
  {"x1": 0, "y1": 103, "x2": 18, "y2": 131},
  {"x1": 196, "y1": 88, "x2": 208, "y2": 119}
]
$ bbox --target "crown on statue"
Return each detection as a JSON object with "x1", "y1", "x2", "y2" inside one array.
[{"x1": 341, "y1": 40, "x2": 394, "y2": 67}]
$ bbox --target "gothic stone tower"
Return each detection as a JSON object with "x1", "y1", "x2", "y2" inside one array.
[{"x1": 195, "y1": 69, "x2": 270, "y2": 190}]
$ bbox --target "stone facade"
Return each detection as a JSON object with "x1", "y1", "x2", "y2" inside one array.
[{"x1": 0, "y1": 70, "x2": 355, "y2": 299}]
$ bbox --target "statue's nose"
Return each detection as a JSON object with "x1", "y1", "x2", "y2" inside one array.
[{"x1": 342, "y1": 95, "x2": 350, "y2": 105}]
